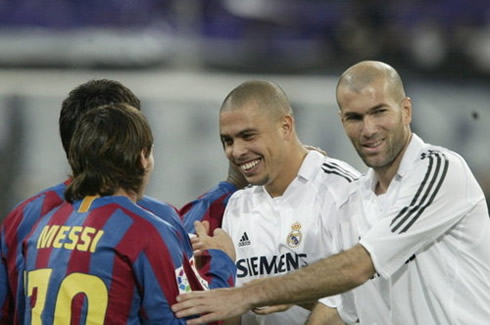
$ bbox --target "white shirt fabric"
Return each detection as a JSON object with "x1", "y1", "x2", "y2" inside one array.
[
  {"x1": 222, "y1": 151, "x2": 360, "y2": 325},
  {"x1": 332, "y1": 134, "x2": 490, "y2": 324}
]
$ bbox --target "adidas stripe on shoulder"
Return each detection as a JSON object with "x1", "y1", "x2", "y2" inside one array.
[
  {"x1": 321, "y1": 160, "x2": 359, "y2": 183},
  {"x1": 390, "y1": 150, "x2": 449, "y2": 234}
]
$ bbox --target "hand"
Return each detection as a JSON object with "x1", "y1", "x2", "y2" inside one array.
[
  {"x1": 305, "y1": 302, "x2": 345, "y2": 325},
  {"x1": 252, "y1": 304, "x2": 293, "y2": 315},
  {"x1": 226, "y1": 160, "x2": 248, "y2": 189},
  {"x1": 304, "y1": 144, "x2": 327, "y2": 156},
  {"x1": 191, "y1": 221, "x2": 236, "y2": 261},
  {"x1": 172, "y1": 287, "x2": 251, "y2": 324}
]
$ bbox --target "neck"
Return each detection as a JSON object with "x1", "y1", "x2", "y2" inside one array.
[
  {"x1": 113, "y1": 188, "x2": 139, "y2": 203},
  {"x1": 265, "y1": 142, "x2": 308, "y2": 198}
]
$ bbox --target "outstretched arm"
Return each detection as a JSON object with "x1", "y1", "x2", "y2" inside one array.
[{"x1": 172, "y1": 244, "x2": 374, "y2": 324}]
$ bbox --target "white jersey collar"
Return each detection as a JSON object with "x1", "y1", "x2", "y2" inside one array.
[{"x1": 252, "y1": 150, "x2": 325, "y2": 196}]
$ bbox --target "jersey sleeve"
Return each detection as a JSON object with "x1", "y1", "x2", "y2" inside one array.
[
  {"x1": 0, "y1": 182, "x2": 65, "y2": 325},
  {"x1": 180, "y1": 182, "x2": 237, "y2": 234},
  {"x1": 196, "y1": 249, "x2": 236, "y2": 288},
  {"x1": 360, "y1": 150, "x2": 481, "y2": 278},
  {"x1": 134, "y1": 222, "x2": 200, "y2": 324},
  {"x1": 176, "y1": 218, "x2": 236, "y2": 290},
  {"x1": 140, "y1": 197, "x2": 236, "y2": 292}
]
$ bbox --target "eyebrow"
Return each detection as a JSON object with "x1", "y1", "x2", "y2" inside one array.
[
  {"x1": 220, "y1": 127, "x2": 257, "y2": 139},
  {"x1": 367, "y1": 104, "x2": 386, "y2": 112}
]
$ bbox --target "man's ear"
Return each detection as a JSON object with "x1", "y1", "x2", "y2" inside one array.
[
  {"x1": 338, "y1": 109, "x2": 343, "y2": 123},
  {"x1": 140, "y1": 149, "x2": 150, "y2": 169},
  {"x1": 281, "y1": 114, "x2": 294, "y2": 139},
  {"x1": 402, "y1": 97, "x2": 412, "y2": 124}
]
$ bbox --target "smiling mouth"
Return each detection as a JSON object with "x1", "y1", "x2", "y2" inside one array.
[
  {"x1": 240, "y1": 158, "x2": 261, "y2": 172},
  {"x1": 362, "y1": 139, "x2": 383, "y2": 149}
]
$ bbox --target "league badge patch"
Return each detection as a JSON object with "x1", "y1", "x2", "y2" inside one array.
[
  {"x1": 287, "y1": 222, "x2": 302, "y2": 248},
  {"x1": 175, "y1": 266, "x2": 191, "y2": 293}
]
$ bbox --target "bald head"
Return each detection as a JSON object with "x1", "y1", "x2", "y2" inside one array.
[
  {"x1": 221, "y1": 80, "x2": 293, "y2": 121},
  {"x1": 336, "y1": 61, "x2": 406, "y2": 109}
]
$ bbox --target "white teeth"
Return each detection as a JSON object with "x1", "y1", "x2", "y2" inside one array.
[
  {"x1": 366, "y1": 140, "x2": 382, "y2": 148},
  {"x1": 241, "y1": 159, "x2": 260, "y2": 171}
]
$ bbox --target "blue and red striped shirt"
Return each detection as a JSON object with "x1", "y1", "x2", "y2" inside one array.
[
  {"x1": 23, "y1": 195, "x2": 233, "y2": 324},
  {"x1": 1, "y1": 180, "x2": 237, "y2": 324},
  {"x1": 1, "y1": 181, "x2": 67, "y2": 324},
  {"x1": 180, "y1": 182, "x2": 238, "y2": 234}
]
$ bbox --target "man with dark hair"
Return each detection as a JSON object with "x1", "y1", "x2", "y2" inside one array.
[
  {"x1": 192, "y1": 80, "x2": 359, "y2": 324},
  {"x1": 23, "y1": 103, "x2": 232, "y2": 323},
  {"x1": 171, "y1": 62, "x2": 490, "y2": 324},
  {"x1": 0, "y1": 79, "x2": 241, "y2": 324},
  {"x1": 59, "y1": 79, "x2": 141, "y2": 157}
]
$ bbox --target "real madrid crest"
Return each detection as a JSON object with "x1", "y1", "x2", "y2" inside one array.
[{"x1": 287, "y1": 222, "x2": 302, "y2": 248}]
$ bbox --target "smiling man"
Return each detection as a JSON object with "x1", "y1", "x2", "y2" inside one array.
[
  {"x1": 215, "y1": 80, "x2": 360, "y2": 324},
  {"x1": 171, "y1": 62, "x2": 490, "y2": 325}
]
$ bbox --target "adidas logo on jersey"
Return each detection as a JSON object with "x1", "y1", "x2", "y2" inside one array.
[{"x1": 238, "y1": 232, "x2": 251, "y2": 247}]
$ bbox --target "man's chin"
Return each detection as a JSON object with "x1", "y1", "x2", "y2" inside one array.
[
  {"x1": 246, "y1": 175, "x2": 267, "y2": 186},
  {"x1": 361, "y1": 156, "x2": 385, "y2": 169}
]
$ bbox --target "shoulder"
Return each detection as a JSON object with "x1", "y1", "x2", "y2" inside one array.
[
  {"x1": 193, "y1": 181, "x2": 238, "y2": 207},
  {"x1": 2, "y1": 182, "x2": 66, "y2": 231},
  {"x1": 315, "y1": 157, "x2": 360, "y2": 204},
  {"x1": 319, "y1": 157, "x2": 361, "y2": 183},
  {"x1": 411, "y1": 143, "x2": 471, "y2": 181},
  {"x1": 114, "y1": 198, "x2": 183, "y2": 240},
  {"x1": 401, "y1": 141, "x2": 485, "y2": 205},
  {"x1": 11, "y1": 182, "x2": 65, "y2": 211},
  {"x1": 222, "y1": 185, "x2": 260, "y2": 221},
  {"x1": 138, "y1": 195, "x2": 177, "y2": 215},
  {"x1": 138, "y1": 195, "x2": 183, "y2": 229},
  {"x1": 203, "y1": 181, "x2": 238, "y2": 198},
  {"x1": 226, "y1": 185, "x2": 257, "y2": 204}
]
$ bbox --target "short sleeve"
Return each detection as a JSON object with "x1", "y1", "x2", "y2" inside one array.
[{"x1": 360, "y1": 151, "x2": 477, "y2": 278}]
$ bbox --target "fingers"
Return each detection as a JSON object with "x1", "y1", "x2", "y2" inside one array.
[
  {"x1": 194, "y1": 221, "x2": 210, "y2": 238},
  {"x1": 186, "y1": 313, "x2": 223, "y2": 325},
  {"x1": 213, "y1": 228, "x2": 226, "y2": 237},
  {"x1": 252, "y1": 304, "x2": 292, "y2": 315},
  {"x1": 172, "y1": 293, "x2": 223, "y2": 324},
  {"x1": 202, "y1": 220, "x2": 210, "y2": 234}
]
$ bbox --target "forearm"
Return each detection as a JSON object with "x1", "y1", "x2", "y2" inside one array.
[{"x1": 244, "y1": 244, "x2": 374, "y2": 308}]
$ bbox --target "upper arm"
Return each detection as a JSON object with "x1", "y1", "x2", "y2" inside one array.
[
  {"x1": 135, "y1": 226, "x2": 189, "y2": 323},
  {"x1": 343, "y1": 244, "x2": 376, "y2": 287}
]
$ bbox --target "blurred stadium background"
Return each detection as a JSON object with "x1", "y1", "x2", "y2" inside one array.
[{"x1": 1, "y1": 0, "x2": 489, "y2": 220}]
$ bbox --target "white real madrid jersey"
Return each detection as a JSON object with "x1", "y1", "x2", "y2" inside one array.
[
  {"x1": 334, "y1": 134, "x2": 490, "y2": 325},
  {"x1": 222, "y1": 151, "x2": 360, "y2": 325}
]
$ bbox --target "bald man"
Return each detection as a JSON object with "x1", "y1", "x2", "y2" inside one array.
[
  {"x1": 172, "y1": 63, "x2": 490, "y2": 325},
  {"x1": 199, "y1": 80, "x2": 359, "y2": 324}
]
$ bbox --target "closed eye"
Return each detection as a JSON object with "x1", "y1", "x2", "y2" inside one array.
[
  {"x1": 221, "y1": 136, "x2": 233, "y2": 146},
  {"x1": 372, "y1": 108, "x2": 387, "y2": 115}
]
